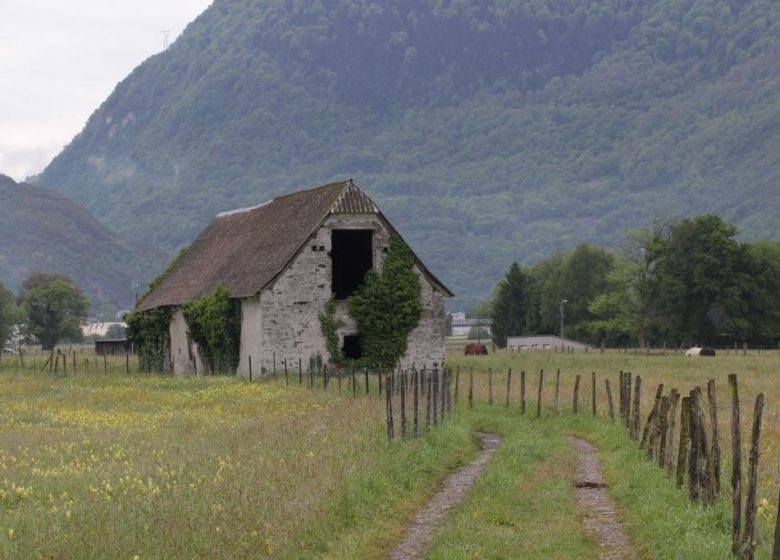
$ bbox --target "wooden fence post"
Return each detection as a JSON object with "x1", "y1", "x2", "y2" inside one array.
[
  {"x1": 386, "y1": 372, "x2": 394, "y2": 442},
  {"x1": 488, "y1": 368, "x2": 493, "y2": 405},
  {"x1": 432, "y1": 369, "x2": 439, "y2": 427},
  {"x1": 536, "y1": 369, "x2": 544, "y2": 417},
  {"x1": 591, "y1": 371, "x2": 596, "y2": 416},
  {"x1": 248, "y1": 355, "x2": 253, "y2": 382},
  {"x1": 771, "y1": 489, "x2": 780, "y2": 560},
  {"x1": 630, "y1": 376, "x2": 641, "y2": 440},
  {"x1": 468, "y1": 368, "x2": 474, "y2": 409},
  {"x1": 573, "y1": 374, "x2": 581, "y2": 414},
  {"x1": 426, "y1": 371, "x2": 432, "y2": 429},
  {"x1": 707, "y1": 379, "x2": 721, "y2": 497},
  {"x1": 741, "y1": 393, "x2": 764, "y2": 560},
  {"x1": 605, "y1": 379, "x2": 615, "y2": 423},
  {"x1": 365, "y1": 368, "x2": 369, "y2": 395},
  {"x1": 619, "y1": 371, "x2": 625, "y2": 423},
  {"x1": 656, "y1": 395, "x2": 671, "y2": 464},
  {"x1": 400, "y1": 371, "x2": 407, "y2": 439},
  {"x1": 351, "y1": 366, "x2": 357, "y2": 398},
  {"x1": 729, "y1": 373, "x2": 742, "y2": 557},
  {"x1": 413, "y1": 369, "x2": 419, "y2": 438},
  {"x1": 626, "y1": 372, "x2": 633, "y2": 430},
  {"x1": 676, "y1": 396, "x2": 691, "y2": 489},
  {"x1": 454, "y1": 365, "x2": 460, "y2": 404},
  {"x1": 666, "y1": 390, "x2": 680, "y2": 475},
  {"x1": 641, "y1": 384, "x2": 664, "y2": 449},
  {"x1": 505, "y1": 368, "x2": 512, "y2": 408},
  {"x1": 520, "y1": 370, "x2": 526, "y2": 414}
]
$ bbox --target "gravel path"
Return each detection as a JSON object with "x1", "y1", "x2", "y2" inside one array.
[
  {"x1": 567, "y1": 436, "x2": 633, "y2": 560},
  {"x1": 389, "y1": 432, "x2": 501, "y2": 560}
]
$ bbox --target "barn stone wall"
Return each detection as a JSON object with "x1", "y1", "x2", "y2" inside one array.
[
  {"x1": 237, "y1": 296, "x2": 262, "y2": 378},
  {"x1": 169, "y1": 309, "x2": 203, "y2": 375},
  {"x1": 243, "y1": 213, "x2": 447, "y2": 374}
]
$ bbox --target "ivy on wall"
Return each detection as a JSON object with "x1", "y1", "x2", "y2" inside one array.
[
  {"x1": 125, "y1": 247, "x2": 189, "y2": 373},
  {"x1": 125, "y1": 306, "x2": 173, "y2": 373},
  {"x1": 347, "y1": 236, "x2": 422, "y2": 368},
  {"x1": 183, "y1": 286, "x2": 242, "y2": 374},
  {"x1": 318, "y1": 298, "x2": 344, "y2": 366}
]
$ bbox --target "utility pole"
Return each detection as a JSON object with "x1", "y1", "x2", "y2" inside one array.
[
  {"x1": 162, "y1": 30, "x2": 171, "y2": 49},
  {"x1": 560, "y1": 299, "x2": 568, "y2": 339}
]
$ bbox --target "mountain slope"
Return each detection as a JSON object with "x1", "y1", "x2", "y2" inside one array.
[
  {"x1": 37, "y1": 0, "x2": 780, "y2": 308},
  {"x1": 0, "y1": 175, "x2": 166, "y2": 309}
]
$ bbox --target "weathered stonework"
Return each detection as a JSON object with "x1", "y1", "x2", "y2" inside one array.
[{"x1": 231, "y1": 213, "x2": 446, "y2": 377}]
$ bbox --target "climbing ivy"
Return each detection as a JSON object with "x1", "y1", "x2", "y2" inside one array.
[
  {"x1": 183, "y1": 286, "x2": 242, "y2": 374},
  {"x1": 125, "y1": 246, "x2": 189, "y2": 374},
  {"x1": 125, "y1": 306, "x2": 173, "y2": 373},
  {"x1": 318, "y1": 299, "x2": 344, "y2": 366},
  {"x1": 347, "y1": 236, "x2": 422, "y2": 368}
]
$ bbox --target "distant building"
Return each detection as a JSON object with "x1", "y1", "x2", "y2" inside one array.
[
  {"x1": 506, "y1": 335, "x2": 592, "y2": 351},
  {"x1": 94, "y1": 339, "x2": 135, "y2": 356},
  {"x1": 450, "y1": 316, "x2": 492, "y2": 337},
  {"x1": 82, "y1": 322, "x2": 127, "y2": 338}
]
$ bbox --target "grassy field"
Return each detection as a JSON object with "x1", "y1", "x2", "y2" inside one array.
[{"x1": 0, "y1": 347, "x2": 778, "y2": 558}]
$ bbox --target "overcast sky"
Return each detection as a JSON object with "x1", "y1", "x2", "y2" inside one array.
[{"x1": 0, "y1": 0, "x2": 213, "y2": 181}]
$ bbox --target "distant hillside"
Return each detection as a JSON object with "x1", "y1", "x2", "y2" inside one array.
[
  {"x1": 0, "y1": 175, "x2": 166, "y2": 309},
  {"x1": 37, "y1": 0, "x2": 780, "y2": 309}
]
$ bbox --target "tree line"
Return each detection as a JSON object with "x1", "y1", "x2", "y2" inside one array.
[
  {"x1": 0, "y1": 273, "x2": 90, "y2": 351},
  {"x1": 488, "y1": 214, "x2": 780, "y2": 349}
]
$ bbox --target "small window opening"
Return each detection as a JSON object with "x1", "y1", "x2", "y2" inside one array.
[
  {"x1": 331, "y1": 229, "x2": 373, "y2": 299},
  {"x1": 342, "y1": 335, "x2": 362, "y2": 360}
]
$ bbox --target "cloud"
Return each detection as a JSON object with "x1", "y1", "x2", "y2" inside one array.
[{"x1": 0, "y1": 0, "x2": 213, "y2": 180}]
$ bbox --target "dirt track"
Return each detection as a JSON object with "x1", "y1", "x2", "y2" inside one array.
[
  {"x1": 568, "y1": 436, "x2": 633, "y2": 560},
  {"x1": 389, "y1": 432, "x2": 501, "y2": 560}
]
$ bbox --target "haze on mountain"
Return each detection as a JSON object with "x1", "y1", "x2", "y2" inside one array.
[
  {"x1": 36, "y1": 0, "x2": 780, "y2": 309},
  {"x1": 0, "y1": 174, "x2": 166, "y2": 310}
]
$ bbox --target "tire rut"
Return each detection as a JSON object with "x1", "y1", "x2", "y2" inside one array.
[
  {"x1": 567, "y1": 436, "x2": 633, "y2": 560},
  {"x1": 389, "y1": 432, "x2": 501, "y2": 560}
]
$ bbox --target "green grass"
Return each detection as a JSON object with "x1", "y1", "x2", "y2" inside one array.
[{"x1": 1, "y1": 348, "x2": 777, "y2": 558}]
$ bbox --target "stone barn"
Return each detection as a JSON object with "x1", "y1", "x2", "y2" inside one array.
[{"x1": 135, "y1": 180, "x2": 452, "y2": 376}]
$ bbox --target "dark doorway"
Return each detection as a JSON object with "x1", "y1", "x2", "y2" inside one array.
[
  {"x1": 331, "y1": 229, "x2": 373, "y2": 299},
  {"x1": 342, "y1": 335, "x2": 362, "y2": 360}
]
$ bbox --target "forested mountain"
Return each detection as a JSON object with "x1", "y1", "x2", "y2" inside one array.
[
  {"x1": 0, "y1": 175, "x2": 166, "y2": 310},
  {"x1": 37, "y1": 0, "x2": 780, "y2": 308}
]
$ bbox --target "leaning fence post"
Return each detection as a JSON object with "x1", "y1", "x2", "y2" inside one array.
[
  {"x1": 676, "y1": 396, "x2": 691, "y2": 489},
  {"x1": 573, "y1": 374, "x2": 581, "y2": 414},
  {"x1": 707, "y1": 379, "x2": 721, "y2": 497},
  {"x1": 741, "y1": 393, "x2": 764, "y2": 560},
  {"x1": 536, "y1": 369, "x2": 544, "y2": 417},
  {"x1": 656, "y1": 395, "x2": 671, "y2": 465},
  {"x1": 666, "y1": 390, "x2": 680, "y2": 475},
  {"x1": 630, "y1": 376, "x2": 642, "y2": 440},
  {"x1": 605, "y1": 379, "x2": 615, "y2": 423},
  {"x1": 729, "y1": 373, "x2": 742, "y2": 557},
  {"x1": 641, "y1": 384, "x2": 664, "y2": 449}
]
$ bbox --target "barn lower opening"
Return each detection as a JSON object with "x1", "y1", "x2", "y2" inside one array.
[
  {"x1": 331, "y1": 229, "x2": 373, "y2": 299},
  {"x1": 342, "y1": 335, "x2": 362, "y2": 361}
]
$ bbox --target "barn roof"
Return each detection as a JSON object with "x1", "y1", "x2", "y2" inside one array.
[{"x1": 135, "y1": 180, "x2": 452, "y2": 311}]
